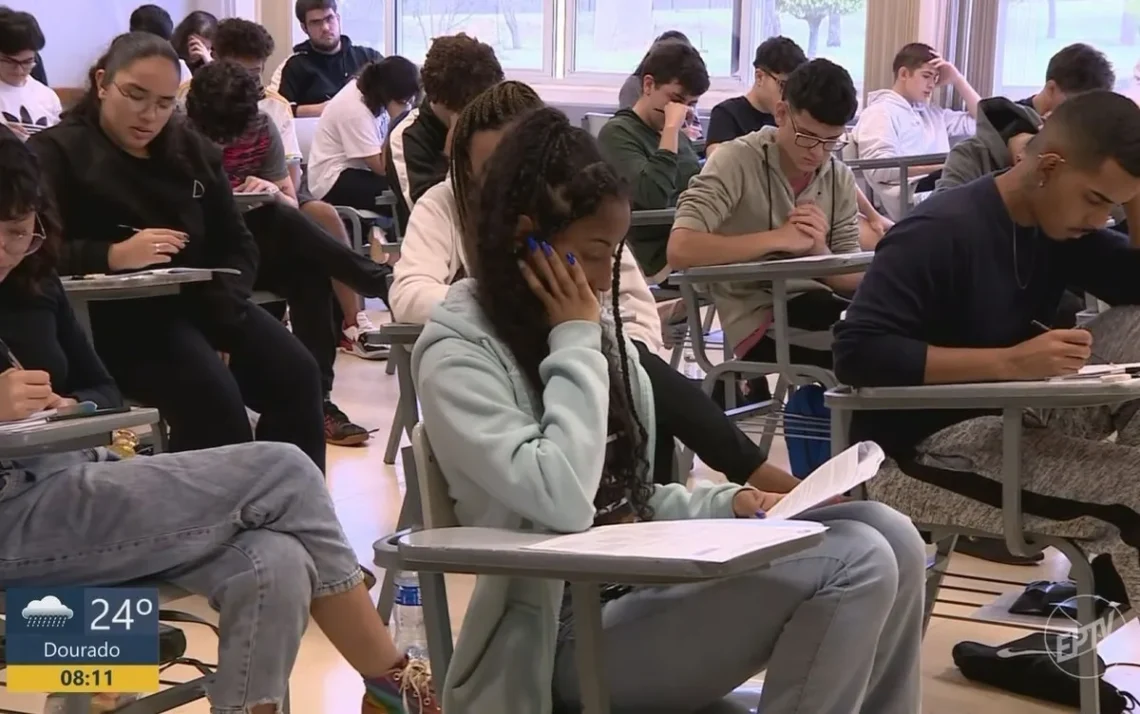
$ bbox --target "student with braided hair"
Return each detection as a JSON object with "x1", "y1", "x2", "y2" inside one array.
[
  {"x1": 393, "y1": 81, "x2": 796, "y2": 491},
  {"x1": 411, "y1": 106, "x2": 924, "y2": 714}
]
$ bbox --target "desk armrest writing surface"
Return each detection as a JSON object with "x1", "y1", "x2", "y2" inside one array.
[
  {"x1": 398, "y1": 526, "x2": 825, "y2": 584},
  {"x1": 671, "y1": 252, "x2": 874, "y2": 285},
  {"x1": 233, "y1": 192, "x2": 277, "y2": 208},
  {"x1": 630, "y1": 208, "x2": 676, "y2": 227},
  {"x1": 378, "y1": 322, "x2": 424, "y2": 346},
  {"x1": 842, "y1": 153, "x2": 948, "y2": 173},
  {"x1": 61, "y1": 271, "x2": 216, "y2": 300},
  {"x1": 825, "y1": 380, "x2": 1140, "y2": 411},
  {"x1": 376, "y1": 192, "x2": 398, "y2": 207},
  {"x1": 0, "y1": 408, "x2": 161, "y2": 459}
]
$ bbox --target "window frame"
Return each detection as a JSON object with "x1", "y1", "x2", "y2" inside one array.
[
  {"x1": 560, "y1": 0, "x2": 756, "y2": 92},
  {"x1": 391, "y1": 0, "x2": 557, "y2": 79}
]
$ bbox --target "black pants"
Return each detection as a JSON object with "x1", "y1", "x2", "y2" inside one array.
[
  {"x1": 741, "y1": 290, "x2": 849, "y2": 369},
  {"x1": 244, "y1": 203, "x2": 393, "y2": 394},
  {"x1": 634, "y1": 341, "x2": 767, "y2": 485},
  {"x1": 92, "y1": 298, "x2": 326, "y2": 471},
  {"x1": 322, "y1": 168, "x2": 391, "y2": 212}
]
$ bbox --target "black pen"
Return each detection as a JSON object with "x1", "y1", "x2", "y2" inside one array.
[
  {"x1": 1030, "y1": 319, "x2": 1112, "y2": 365},
  {"x1": 0, "y1": 336, "x2": 23, "y2": 370}
]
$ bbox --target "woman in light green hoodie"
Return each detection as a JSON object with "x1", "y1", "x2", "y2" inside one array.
[{"x1": 411, "y1": 107, "x2": 926, "y2": 714}]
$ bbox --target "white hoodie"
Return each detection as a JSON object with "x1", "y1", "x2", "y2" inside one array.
[
  {"x1": 391, "y1": 178, "x2": 664, "y2": 352},
  {"x1": 852, "y1": 89, "x2": 976, "y2": 219}
]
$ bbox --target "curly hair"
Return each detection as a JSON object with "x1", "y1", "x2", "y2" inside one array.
[
  {"x1": 420, "y1": 33, "x2": 504, "y2": 112},
  {"x1": 185, "y1": 60, "x2": 261, "y2": 144},
  {"x1": 473, "y1": 107, "x2": 654, "y2": 520},
  {"x1": 450, "y1": 80, "x2": 543, "y2": 269},
  {"x1": 0, "y1": 131, "x2": 60, "y2": 293},
  {"x1": 212, "y1": 18, "x2": 274, "y2": 62},
  {"x1": 357, "y1": 56, "x2": 420, "y2": 116}
]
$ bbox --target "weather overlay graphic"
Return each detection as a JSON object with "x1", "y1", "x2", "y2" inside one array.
[{"x1": 4, "y1": 588, "x2": 160, "y2": 693}]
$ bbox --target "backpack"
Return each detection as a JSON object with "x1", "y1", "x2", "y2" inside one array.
[{"x1": 784, "y1": 384, "x2": 831, "y2": 478}]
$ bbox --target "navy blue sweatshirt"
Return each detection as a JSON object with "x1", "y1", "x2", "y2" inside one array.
[{"x1": 833, "y1": 175, "x2": 1140, "y2": 457}]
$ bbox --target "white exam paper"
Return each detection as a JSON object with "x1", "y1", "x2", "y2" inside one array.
[
  {"x1": 522, "y1": 519, "x2": 827, "y2": 563},
  {"x1": 765, "y1": 441, "x2": 885, "y2": 520}
]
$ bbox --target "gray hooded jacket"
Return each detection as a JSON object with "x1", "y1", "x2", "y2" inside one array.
[{"x1": 934, "y1": 97, "x2": 1041, "y2": 193}]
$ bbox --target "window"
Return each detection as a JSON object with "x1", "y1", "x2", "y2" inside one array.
[
  {"x1": 291, "y1": 0, "x2": 386, "y2": 53},
  {"x1": 395, "y1": 0, "x2": 548, "y2": 70},
  {"x1": 994, "y1": 0, "x2": 1138, "y2": 99},
  {"x1": 570, "y1": 0, "x2": 741, "y2": 78},
  {"x1": 750, "y1": 0, "x2": 868, "y2": 97}
]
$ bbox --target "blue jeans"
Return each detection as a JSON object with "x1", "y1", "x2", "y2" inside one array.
[
  {"x1": 0, "y1": 442, "x2": 363, "y2": 714},
  {"x1": 552, "y1": 501, "x2": 925, "y2": 713}
]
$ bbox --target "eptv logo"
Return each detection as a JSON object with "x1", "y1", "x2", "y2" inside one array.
[{"x1": 1045, "y1": 595, "x2": 1125, "y2": 677}]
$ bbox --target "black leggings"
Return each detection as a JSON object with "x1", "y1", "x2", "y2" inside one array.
[
  {"x1": 634, "y1": 341, "x2": 767, "y2": 485},
  {"x1": 92, "y1": 298, "x2": 326, "y2": 471},
  {"x1": 322, "y1": 168, "x2": 391, "y2": 212},
  {"x1": 244, "y1": 202, "x2": 392, "y2": 394}
]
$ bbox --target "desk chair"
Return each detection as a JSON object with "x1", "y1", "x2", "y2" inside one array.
[
  {"x1": 826, "y1": 381, "x2": 1140, "y2": 714},
  {"x1": 581, "y1": 112, "x2": 614, "y2": 137},
  {"x1": 381, "y1": 424, "x2": 768, "y2": 714},
  {"x1": 672, "y1": 254, "x2": 872, "y2": 465},
  {"x1": 842, "y1": 151, "x2": 948, "y2": 221}
]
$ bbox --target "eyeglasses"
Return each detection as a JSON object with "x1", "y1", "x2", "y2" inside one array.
[
  {"x1": 113, "y1": 82, "x2": 176, "y2": 113},
  {"x1": 759, "y1": 68, "x2": 787, "y2": 92},
  {"x1": 0, "y1": 214, "x2": 45, "y2": 256},
  {"x1": 789, "y1": 114, "x2": 849, "y2": 152},
  {"x1": 0, "y1": 54, "x2": 37, "y2": 71},
  {"x1": 305, "y1": 12, "x2": 337, "y2": 29}
]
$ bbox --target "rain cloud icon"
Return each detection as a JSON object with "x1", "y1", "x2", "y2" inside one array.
[{"x1": 21, "y1": 596, "x2": 74, "y2": 628}]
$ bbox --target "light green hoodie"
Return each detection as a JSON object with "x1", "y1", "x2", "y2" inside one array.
[
  {"x1": 411, "y1": 279, "x2": 743, "y2": 714},
  {"x1": 673, "y1": 126, "x2": 861, "y2": 352}
]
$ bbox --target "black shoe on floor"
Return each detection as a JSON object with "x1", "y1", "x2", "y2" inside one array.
[{"x1": 956, "y1": 536, "x2": 1045, "y2": 566}]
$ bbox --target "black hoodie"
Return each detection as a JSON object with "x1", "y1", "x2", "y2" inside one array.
[{"x1": 279, "y1": 36, "x2": 380, "y2": 112}]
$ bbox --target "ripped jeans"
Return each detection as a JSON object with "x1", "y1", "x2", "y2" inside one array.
[{"x1": 0, "y1": 442, "x2": 363, "y2": 714}]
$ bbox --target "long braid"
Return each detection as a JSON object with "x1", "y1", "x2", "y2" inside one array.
[
  {"x1": 475, "y1": 107, "x2": 654, "y2": 520},
  {"x1": 450, "y1": 80, "x2": 542, "y2": 275}
]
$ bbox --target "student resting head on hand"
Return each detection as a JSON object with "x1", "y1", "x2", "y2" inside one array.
[{"x1": 410, "y1": 106, "x2": 925, "y2": 714}]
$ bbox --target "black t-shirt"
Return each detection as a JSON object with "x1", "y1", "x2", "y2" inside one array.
[{"x1": 706, "y1": 96, "x2": 776, "y2": 147}]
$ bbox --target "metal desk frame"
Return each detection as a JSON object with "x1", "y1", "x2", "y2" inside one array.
[{"x1": 826, "y1": 379, "x2": 1140, "y2": 714}]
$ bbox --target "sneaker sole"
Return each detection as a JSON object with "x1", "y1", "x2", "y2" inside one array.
[
  {"x1": 339, "y1": 344, "x2": 389, "y2": 361},
  {"x1": 326, "y1": 433, "x2": 371, "y2": 447}
]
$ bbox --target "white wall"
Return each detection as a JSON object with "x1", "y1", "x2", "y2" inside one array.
[{"x1": 6, "y1": 0, "x2": 191, "y2": 86}]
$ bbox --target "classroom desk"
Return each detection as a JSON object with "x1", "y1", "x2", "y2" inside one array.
[
  {"x1": 61, "y1": 270, "x2": 220, "y2": 337},
  {"x1": 826, "y1": 377, "x2": 1140, "y2": 712},
  {"x1": 0, "y1": 407, "x2": 162, "y2": 459},
  {"x1": 398, "y1": 524, "x2": 825, "y2": 714},
  {"x1": 672, "y1": 252, "x2": 874, "y2": 389},
  {"x1": 233, "y1": 191, "x2": 277, "y2": 210},
  {"x1": 630, "y1": 208, "x2": 676, "y2": 227},
  {"x1": 843, "y1": 152, "x2": 947, "y2": 218},
  {"x1": 376, "y1": 323, "x2": 424, "y2": 465}
]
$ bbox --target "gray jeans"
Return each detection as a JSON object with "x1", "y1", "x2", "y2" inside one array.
[
  {"x1": 551, "y1": 501, "x2": 925, "y2": 714},
  {"x1": 0, "y1": 442, "x2": 363, "y2": 714}
]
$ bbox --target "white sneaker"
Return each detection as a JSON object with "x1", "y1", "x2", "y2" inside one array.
[{"x1": 339, "y1": 311, "x2": 389, "y2": 360}]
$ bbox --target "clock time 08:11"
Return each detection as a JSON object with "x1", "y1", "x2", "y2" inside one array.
[{"x1": 61, "y1": 668, "x2": 113, "y2": 687}]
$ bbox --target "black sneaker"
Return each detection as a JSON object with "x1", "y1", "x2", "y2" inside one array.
[{"x1": 324, "y1": 401, "x2": 370, "y2": 447}]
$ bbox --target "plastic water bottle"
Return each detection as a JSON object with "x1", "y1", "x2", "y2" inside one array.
[{"x1": 392, "y1": 571, "x2": 429, "y2": 661}]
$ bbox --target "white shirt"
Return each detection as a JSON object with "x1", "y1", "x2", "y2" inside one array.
[
  {"x1": 392, "y1": 178, "x2": 664, "y2": 351},
  {"x1": 307, "y1": 80, "x2": 389, "y2": 200},
  {"x1": 0, "y1": 77, "x2": 61, "y2": 135},
  {"x1": 260, "y1": 91, "x2": 301, "y2": 160}
]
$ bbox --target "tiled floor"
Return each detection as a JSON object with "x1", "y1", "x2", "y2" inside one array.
[{"x1": 2, "y1": 307, "x2": 1138, "y2": 712}]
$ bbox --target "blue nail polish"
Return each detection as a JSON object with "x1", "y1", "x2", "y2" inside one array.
[
  {"x1": 567, "y1": 253, "x2": 576, "y2": 265},
  {"x1": 526, "y1": 236, "x2": 538, "y2": 252},
  {"x1": 541, "y1": 241, "x2": 553, "y2": 257},
  {"x1": 755, "y1": 510, "x2": 766, "y2": 519}
]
